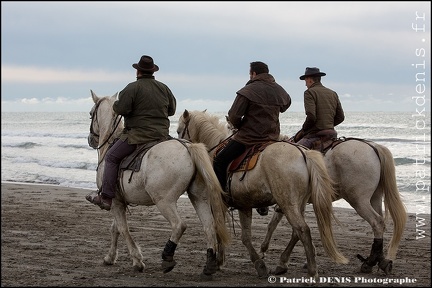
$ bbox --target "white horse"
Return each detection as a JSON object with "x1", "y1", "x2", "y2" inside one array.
[
  {"x1": 177, "y1": 109, "x2": 348, "y2": 279},
  {"x1": 260, "y1": 136, "x2": 407, "y2": 275},
  {"x1": 87, "y1": 91, "x2": 230, "y2": 279}
]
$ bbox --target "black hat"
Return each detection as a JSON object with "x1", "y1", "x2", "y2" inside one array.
[
  {"x1": 132, "y1": 55, "x2": 159, "y2": 72},
  {"x1": 299, "y1": 67, "x2": 326, "y2": 80}
]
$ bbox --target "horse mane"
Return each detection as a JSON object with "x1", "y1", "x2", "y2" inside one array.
[{"x1": 188, "y1": 111, "x2": 230, "y2": 146}]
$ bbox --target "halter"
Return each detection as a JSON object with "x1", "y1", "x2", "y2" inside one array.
[
  {"x1": 89, "y1": 99, "x2": 122, "y2": 150},
  {"x1": 180, "y1": 116, "x2": 236, "y2": 154},
  {"x1": 179, "y1": 117, "x2": 191, "y2": 140}
]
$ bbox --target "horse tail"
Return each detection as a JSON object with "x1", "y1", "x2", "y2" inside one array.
[
  {"x1": 187, "y1": 143, "x2": 231, "y2": 249},
  {"x1": 375, "y1": 144, "x2": 407, "y2": 260},
  {"x1": 305, "y1": 150, "x2": 349, "y2": 264}
]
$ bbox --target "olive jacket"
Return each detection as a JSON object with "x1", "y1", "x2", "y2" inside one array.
[
  {"x1": 228, "y1": 73, "x2": 291, "y2": 145},
  {"x1": 301, "y1": 82, "x2": 345, "y2": 136},
  {"x1": 113, "y1": 75, "x2": 176, "y2": 144}
]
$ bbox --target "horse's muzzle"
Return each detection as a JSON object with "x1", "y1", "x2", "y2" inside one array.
[{"x1": 88, "y1": 134, "x2": 99, "y2": 149}]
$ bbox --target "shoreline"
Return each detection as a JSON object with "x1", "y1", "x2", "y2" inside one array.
[{"x1": 1, "y1": 181, "x2": 429, "y2": 215}]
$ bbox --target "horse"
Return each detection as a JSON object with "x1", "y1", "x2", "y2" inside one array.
[
  {"x1": 177, "y1": 109, "x2": 348, "y2": 279},
  {"x1": 260, "y1": 136, "x2": 407, "y2": 275},
  {"x1": 87, "y1": 91, "x2": 230, "y2": 280}
]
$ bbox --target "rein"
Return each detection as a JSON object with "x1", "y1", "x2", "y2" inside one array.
[
  {"x1": 90, "y1": 100, "x2": 123, "y2": 150},
  {"x1": 89, "y1": 99, "x2": 123, "y2": 169},
  {"x1": 180, "y1": 118, "x2": 191, "y2": 140},
  {"x1": 181, "y1": 115, "x2": 236, "y2": 154}
]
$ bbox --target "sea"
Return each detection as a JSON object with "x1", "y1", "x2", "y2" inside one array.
[{"x1": 1, "y1": 111, "x2": 430, "y2": 214}]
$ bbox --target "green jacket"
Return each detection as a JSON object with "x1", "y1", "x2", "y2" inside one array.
[
  {"x1": 302, "y1": 82, "x2": 345, "y2": 135},
  {"x1": 113, "y1": 75, "x2": 176, "y2": 144}
]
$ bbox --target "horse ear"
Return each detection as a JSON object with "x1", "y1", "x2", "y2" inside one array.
[
  {"x1": 203, "y1": 109, "x2": 207, "y2": 113},
  {"x1": 183, "y1": 109, "x2": 189, "y2": 119},
  {"x1": 90, "y1": 90, "x2": 99, "y2": 104}
]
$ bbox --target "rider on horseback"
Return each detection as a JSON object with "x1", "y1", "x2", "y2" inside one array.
[
  {"x1": 86, "y1": 55, "x2": 177, "y2": 210},
  {"x1": 212, "y1": 61, "x2": 291, "y2": 216},
  {"x1": 294, "y1": 67, "x2": 345, "y2": 148}
]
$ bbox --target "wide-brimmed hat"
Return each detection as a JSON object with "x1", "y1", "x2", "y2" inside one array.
[
  {"x1": 132, "y1": 55, "x2": 159, "y2": 72},
  {"x1": 299, "y1": 67, "x2": 326, "y2": 80}
]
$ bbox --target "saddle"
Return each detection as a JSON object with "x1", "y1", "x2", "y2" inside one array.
[
  {"x1": 310, "y1": 129, "x2": 338, "y2": 153},
  {"x1": 107, "y1": 136, "x2": 187, "y2": 205},
  {"x1": 214, "y1": 139, "x2": 275, "y2": 180},
  {"x1": 311, "y1": 134, "x2": 377, "y2": 157}
]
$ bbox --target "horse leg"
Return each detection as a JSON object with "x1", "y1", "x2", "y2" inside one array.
[
  {"x1": 103, "y1": 219, "x2": 120, "y2": 266},
  {"x1": 187, "y1": 194, "x2": 220, "y2": 279},
  {"x1": 351, "y1": 198, "x2": 390, "y2": 274},
  {"x1": 370, "y1": 191, "x2": 393, "y2": 274},
  {"x1": 283, "y1": 208, "x2": 318, "y2": 279},
  {"x1": 111, "y1": 202, "x2": 145, "y2": 272},
  {"x1": 238, "y1": 209, "x2": 269, "y2": 278},
  {"x1": 260, "y1": 207, "x2": 284, "y2": 258},
  {"x1": 272, "y1": 230, "x2": 301, "y2": 275},
  {"x1": 156, "y1": 200, "x2": 187, "y2": 273}
]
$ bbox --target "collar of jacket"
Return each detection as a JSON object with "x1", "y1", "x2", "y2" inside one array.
[
  {"x1": 245, "y1": 73, "x2": 275, "y2": 85},
  {"x1": 136, "y1": 74, "x2": 155, "y2": 80}
]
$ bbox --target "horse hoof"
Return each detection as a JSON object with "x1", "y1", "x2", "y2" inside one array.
[
  {"x1": 103, "y1": 257, "x2": 114, "y2": 266},
  {"x1": 203, "y1": 262, "x2": 218, "y2": 275},
  {"x1": 162, "y1": 259, "x2": 177, "y2": 273},
  {"x1": 360, "y1": 262, "x2": 374, "y2": 273},
  {"x1": 272, "y1": 265, "x2": 288, "y2": 275},
  {"x1": 378, "y1": 259, "x2": 393, "y2": 275},
  {"x1": 133, "y1": 263, "x2": 144, "y2": 272},
  {"x1": 200, "y1": 272, "x2": 214, "y2": 281},
  {"x1": 254, "y1": 259, "x2": 268, "y2": 278}
]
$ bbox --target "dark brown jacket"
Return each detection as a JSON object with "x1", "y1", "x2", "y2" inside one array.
[
  {"x1": 301, "y1": 82, "x2": 344, "y2": 135},
  {"x1": 228, "y1": 73, "x2": 291, "y2": 145},
  {"x1": 113, "y1": 75, "x2": 176, "y2": 144}
]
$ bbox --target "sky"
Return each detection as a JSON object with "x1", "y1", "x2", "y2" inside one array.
[{"x1": 1, "y1": 1, "x2": 431, "y2": 113}]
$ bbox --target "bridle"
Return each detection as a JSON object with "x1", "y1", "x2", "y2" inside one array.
[
  {"x1": 179, "y1": 115, "x2": 235, "y2": 153},
  {"x1": 89, "y1": 99, "x2": 122, "y2": 150},
  {"x1": 179, "y1": 117, "x2": 191, "y2": 140}
]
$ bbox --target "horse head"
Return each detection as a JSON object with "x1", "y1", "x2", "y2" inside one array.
[
  {"x1": 177, "y1": 110, "x2": 230, "y2": 149},
  {"x1": 87, "y1": 90, "x2": 122, "y2": 150}
]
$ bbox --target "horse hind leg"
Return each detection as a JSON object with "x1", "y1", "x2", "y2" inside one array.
[
  {"x1": 283, "y1": 208, "x2": 318, "y2": 279},
  {"x1": 272, "y1": 230, "x2": 301, "y2": 275},
  {"x1": 260, "y1": 207, "x2": 284, "y2": 258},
  {"x1": 351, "y1": 199, "x2": 391, "y2": 274},
  {"x1": 187, "y1": 193, "x2": 221, "y2": 279},
  {"x1": 156, "y1": 200, "x2": 187, "y2": 273}
]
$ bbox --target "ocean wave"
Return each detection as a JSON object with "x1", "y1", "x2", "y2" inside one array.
[
  {"x1": 394, "y1": 157, "x2": 431, "y2": 166},
  {"x1": 58, "y1": 144, "x2": 92, "y2": 149},
  {"x1": 2, "y1": 142, "x2": 41, "y2": 149},
  {"x1": 3, "y1": 156, "x2": 97, "y2": 171},
  {"x1": 41, "y1": 160, "x2": 97, "y2": 171},
  {"x1": 2, "y1": 131, "x2": 88, "y2": 139}
]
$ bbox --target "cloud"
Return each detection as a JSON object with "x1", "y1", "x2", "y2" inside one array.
[
  {"x1": 1, "y1": 1, "x2": 430, "y2": 113},
  {"x1": 1, "y1": 65, "x2": 130, "y2": 83}
]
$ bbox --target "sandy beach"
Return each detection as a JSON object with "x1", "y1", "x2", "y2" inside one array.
[{"x1": 1, "y1": 182, "x2": 430, "y2": 287}]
